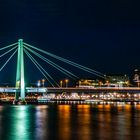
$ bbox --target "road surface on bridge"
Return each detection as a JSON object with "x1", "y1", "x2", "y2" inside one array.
[{"x1": 0, "y1": 87, "x2": 140, "y2": 93}]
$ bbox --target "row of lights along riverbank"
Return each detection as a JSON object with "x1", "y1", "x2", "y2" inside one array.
[
  {"x1": 60, "y1": 79, "x2": 69, "y2": 87},
  {"x1": 37, "y1": 79, "x2": 69, "y2": 87},
  {"x1": 37, "y1": 79, "x2": 45, "y2": 87},
  {"x1": 2, "y1": 93, "x2": 140, "y2": 102}
]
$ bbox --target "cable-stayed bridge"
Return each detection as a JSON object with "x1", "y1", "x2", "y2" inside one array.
[{"x1": 0, "y1": 39, "x2": 140, "y2": 102}]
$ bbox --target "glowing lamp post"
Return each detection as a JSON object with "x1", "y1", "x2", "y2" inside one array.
[
  {"x1": 60, "y1": 80, "x2": 63, "y2": 87},
  {"x1": 42, "y1": 79, "x2": 45, "y2": 87},
  {"x1": 37, "y1": 80, "x2": 41, "y2": 87},
  {"x1": 65, "y1": 79, "x2": 69, "y2": 88},
  {"x1": 42, "y1": 79, "x2": 45, "y2": 96},
  {"x1": 106, "y1": 80, "x2": 109, "y2": 87}
]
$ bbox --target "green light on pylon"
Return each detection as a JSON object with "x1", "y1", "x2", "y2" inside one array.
[{"x1": 15, "y1": 39, "x2": 25, "y2": 100}]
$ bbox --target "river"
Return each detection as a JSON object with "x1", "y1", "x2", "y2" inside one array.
[{"x1": 0, "y1": 103, "x2": 140, "y2": 140}]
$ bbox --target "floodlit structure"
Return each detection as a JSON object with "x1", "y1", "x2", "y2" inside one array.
[
  {"x1": 105, "y1": 75, "x2": 130, "y2": 87},
  {"x1": 1, "y1": 39, "x2": 139, "y2": 103},
  {"x1": 77, "y1": 79, "x2": 99, "y2": 88},
  {"x1": 0, "y1": 39, "x2": 106, "y2": 101},
  {"x1": 15, "y1": 39, "x2": 25, "y2": 100}
]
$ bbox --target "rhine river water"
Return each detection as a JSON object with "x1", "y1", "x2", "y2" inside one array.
[{"x1": 0, "y1": 103, "x2": 140, "y2": 140}]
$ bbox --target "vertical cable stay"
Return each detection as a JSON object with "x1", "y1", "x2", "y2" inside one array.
[
  {"x1": 0, "y1": 42, "x2": 18, "y2": 51},
  {"x1": 0, "y1": 46, "x2": 17, "y2": 58},
  {"x1": 24, "y1": 42, "x2": 105, "y2": 78},
  {"x1": 0, "y1": 49, "x2": 17, "y2": 72},
  {"x1": 24, "y1": 46, "x2": 78, "y2": 79},
  {"x1": 24, "y1": 49, "x2": 58, "y2": 87}
]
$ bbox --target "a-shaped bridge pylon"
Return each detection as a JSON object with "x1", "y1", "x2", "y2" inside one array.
[{"x1": 15, "y1": 39, "x2": 25, "y2": 101}]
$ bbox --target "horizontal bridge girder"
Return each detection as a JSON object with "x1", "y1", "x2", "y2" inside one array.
[
  {"x1": 47, "y1": 87, "x2": 140, "y2": 93},
  {"x1": 0, "y1": 87, "x2": 47, "y2": 93},
  {"x1": 0, "y1": 87, "x2": 140, "y2": 93}
]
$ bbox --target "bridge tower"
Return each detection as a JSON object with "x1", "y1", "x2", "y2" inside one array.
[{"x1": 15, "y1": 39, "x2": 25, "y2": 100}]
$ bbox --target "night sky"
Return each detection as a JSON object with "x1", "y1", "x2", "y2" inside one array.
[{"x1": 0, "y1": 0, "x2": 140, "y2": 85}]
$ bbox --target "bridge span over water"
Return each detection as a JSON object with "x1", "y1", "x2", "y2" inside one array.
[{"x1": 0, "y1": 39, "x2": 137, "y2": 103}]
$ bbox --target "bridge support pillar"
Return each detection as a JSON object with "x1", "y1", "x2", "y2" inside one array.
[{"x1": 15, "y1": 39, "x2": 25, "y2": 101}]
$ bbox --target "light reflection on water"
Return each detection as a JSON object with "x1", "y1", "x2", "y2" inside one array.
[
  {"x1": 77, "y1": 105, "x2": 91, "y2": 140},
  {"x1": 58, "y1": 105, "x2": 71, "y2": 140},
  {"x1": 0, "y1": 104, "x2": 140, "y2": 140},
  {"x1": 35, "y1": 105, "x2": 48, "y2": 140},
  {"x1": 13, "y1": 106, "x2": 30, "y2": 140},
  {"x1": 0, "y1": 105, "x2": 34, "y2": 140}
]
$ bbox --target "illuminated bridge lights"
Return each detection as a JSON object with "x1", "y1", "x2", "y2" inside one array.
[{"x1": 1, "y1": 39, "x2": 140, "y2": 102}]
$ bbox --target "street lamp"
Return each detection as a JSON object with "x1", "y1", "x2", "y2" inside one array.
[
  {"x1": 65, "y1": 79, "x2": 69, "y2": 88},
  {"x1": 37, "y1": 80, "x2": 41, "y2": 87},
  {"x1": 79, "y1": 81, "x2": 81, "y2": 87},
  {"x1": 42, "y1": 79, "x2": 45, "y2": 87},
  {"x1": 106, "y1": 80, "x2": 109, "y2": 87},
  {"x1": 60, "y1": 80, "x2": 63, "y2": 87},
  {"x1": 42, "y1": 79, "x2": 45, "y2": 96}
]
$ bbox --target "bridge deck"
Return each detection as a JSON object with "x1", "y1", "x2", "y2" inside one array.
[{"x1": 0, "y1": 87, "x2": 140, "y2": 93}]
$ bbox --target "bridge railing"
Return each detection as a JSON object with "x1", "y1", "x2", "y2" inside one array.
[{"x1": 0, "y1": 86, "x2": 140, "y2": 93}]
